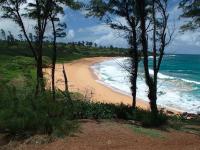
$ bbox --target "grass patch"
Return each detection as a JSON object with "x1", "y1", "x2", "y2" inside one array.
[
  {"x1": 0, "y1": 55, "x2": 50, "y2": 83},
  {"x1": 127, "y1": 125, "x2": 165, "y2": 139},
  {"x1": 167, "y1": 116, "x2": 200, "y2": 135}
]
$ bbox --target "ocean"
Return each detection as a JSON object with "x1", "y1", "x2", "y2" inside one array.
[{"x1": 92, "y1": 55, "x2": 200, "y2": 114}]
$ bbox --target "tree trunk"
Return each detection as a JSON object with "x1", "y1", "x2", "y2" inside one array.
[
  {"x1": 62, "y1": 64, "x2": 69, "y2": 92},
  {"x1": 35, "y1": 54, "x2": 44, "y2": 95},
  {"x1": 35, "y1": 0, "x2": 45, "y2": 95},
  {"x1": 51, "y1": 17, "x2": 57, "y2": 101},
  {"x1": 148, "y1": 82, "x2": 158, "y2": 116},
  {"x1": 137, "y1": 0, "x2": 158, "y2": 116},
  {"x1": 129, "y1": 21, "x2": 138, "y2": 109},
  {"x1": 130, "y1": 59, "x2": 138, "y2": 108}
]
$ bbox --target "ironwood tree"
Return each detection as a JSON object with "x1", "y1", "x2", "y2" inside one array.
[
  {"x1": 0, "y1": 0, "x2": 81, "y2": 97},
  {"x1": 0, "y1": 0, "x2": 51, "y2": 94},
  {"x1": 88, "y1": 0, "x2": 140, "y2": 108},
  {"x1": 179, "y1": 0, "x2": 200, "y2": 32},
  {"x1": 48, "y1": 0, "x2": 81, "y2": 101},
  {"x1": 136, "y1": 0, "x2": 172, "y2": 116}
]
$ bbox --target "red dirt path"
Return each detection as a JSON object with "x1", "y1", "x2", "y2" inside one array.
[{"x1": 1, "y1": 120, "x2": 199, "y2": 150}]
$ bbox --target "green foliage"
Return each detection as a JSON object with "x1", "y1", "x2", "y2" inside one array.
[
  {"x1": 0, "y1": 55, "x2": 51, "y2": 83},
  {"x1": 5, "y1": 56, "x2": 35, "y2": 70},
  {"x1": 0, "y1": 54, "x2": 168, "y2": 139},
  {"x1": 71, "y1": 100, "x2": 168, "y2": 127},
  {"x1": 168, "y1": 115, "x2": 200, "y2": 134},
  {"x1": 127, "y1": 125, "x2": 165, "y2": 138},
  {"x1": 87, "y1": 0, "x2": 140, "y2": 34},
  {"x1": 0, "y1": 56, "x2": 76, "y2": 137},
  {"x1": 179, "y1": 0, "x2": 200, "y2": 31},
  {"x1": 0, "y1": 85, "x2": 168, "y2": 138},
  {"x1": 0, "y1": 41, "x2": 127, "y2": 62},
  {"x1": 0, "y1": 83, "x2": 76, "y2": 137},
  {"x1": 42, "y1": 56, "x2": 52, "y2": 67}
]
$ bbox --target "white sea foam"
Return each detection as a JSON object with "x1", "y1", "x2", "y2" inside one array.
[
  {"x1": 149, "y1": 69, "x2": 200, "y2": 85},
  {"x1": 149, "y1": 69, "x2": 175, "y2": 79},
  {"x1": 148, "y1": 55, "x2": 176, "y2": 59},
  {"x1": 92, "y1": 58, "x2": 200, "y2": 114},
  {"x1": 180, "y1": 78, "x2": 200, "y2": 85}
]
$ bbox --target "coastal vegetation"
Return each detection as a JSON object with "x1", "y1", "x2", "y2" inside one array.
[
  {"x1": 88, "y1": 0, "x2": 173, "y2": 117},
  {"x1": 0, "y1": 0, "x2": 199, "y2": 149},
  {"x1": 179, "y1": 0, "x2": 200, "y2": 32},
  {"x1": 0, "y1": 43, "x2": 168, "y2": 137},
  {"x1": 88, "y1": 0, "x2": 140, "y2": 110}
]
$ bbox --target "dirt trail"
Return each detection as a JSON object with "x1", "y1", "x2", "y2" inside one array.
[{"x1": 2, "y1": 120, "x2": 199, "y2": 150}]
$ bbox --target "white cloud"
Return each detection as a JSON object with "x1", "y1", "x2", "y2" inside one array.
[
  {"x1": 77, "y1": 22, "x2": 128, "y2": 47},
  {"x1": 165, "y1": 3, "x2": 200, "y2": 54},
  {"x1": 67, "y1": 29, "x2": 75, "y2": 39},
  {"x1": 0, "y1": 18, "x2": 36, "y2": 39},
  {"x1": 94, "y1": 31, "x2": 127, "y2": 47}
]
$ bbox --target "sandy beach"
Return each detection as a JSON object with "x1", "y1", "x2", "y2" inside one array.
[{"x1": 44, "y1": 57, "x2": 150, "y2": 110}]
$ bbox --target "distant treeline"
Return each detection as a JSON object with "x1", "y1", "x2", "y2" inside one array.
[
  {"x1": 0, "y1": 28, "x2": 117, "y2": 49},
  {"x1": 0, "y1": 37, "x2": 129, "y2": 62},
  {"x1": 1, "y1": 29, "x2": 157, "y2": 61}
]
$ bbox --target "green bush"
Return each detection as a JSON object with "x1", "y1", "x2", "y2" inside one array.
[
  {"x1": 71, "y1": 100, "x2": 168, "y2": 127},
  {"x1": 0, "y1": 81, "x2": 168, "y2": 138},
  {"x1": 0, "y1": 83, "x2": 75, "y2": 137}
]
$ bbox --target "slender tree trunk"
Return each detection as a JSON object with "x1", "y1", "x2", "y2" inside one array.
[
  {"x1": 35, "y1": 53, "x2": 44, "y2": 95},
  {"x1": 151, "y1": 0, "x2": 158, "y2": 116},
  {"x1": 35, "y1": 0, "x2": 46, "y2": 95},
  {"x1": 129, "y1": 20, "x2": 138, "y2": 109},
  {"x1": 51, "y1": 17, "x2": 57, "y2": 101},
  {"x1": 148, "y1": 81, "x2": 158, "y2": 116},
  {"x1": 130, "y1": 57, "x2": 138, "y2": 108},
  {"x1": 62, "y1": 64, "x2": 69, "y2": 92},
  {"x1": 62, "y1": 64, "x2": 71, "y2": 101},
  {"x1": 137, "y1": 0, "x2": 158, "y2": 115}
]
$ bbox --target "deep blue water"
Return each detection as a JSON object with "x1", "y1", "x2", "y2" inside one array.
[{"x1": 160, "y1": 54, "x2": 200, "y2": 84}]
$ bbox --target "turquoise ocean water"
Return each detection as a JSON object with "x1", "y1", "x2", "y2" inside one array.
[{"x1": 92, "y1": 55, "x2": 200, "y2": 114}]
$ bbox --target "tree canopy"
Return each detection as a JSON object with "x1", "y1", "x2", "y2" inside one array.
[{"x1": 179, "y1": 0, "x2": 200, "y2": 31}]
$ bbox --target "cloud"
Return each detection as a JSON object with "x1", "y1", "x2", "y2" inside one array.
[
  {"x1": 67, "y1": 29, "x2": 75, "y2": 39},
  {"x1": 0, "y1": 18, "x2": 36, "y2": 39},
  {"x1": 165, "y1": 2, "x2": 200, "y2": 54},
  {"x1": 76, "y1": 22, "x2": 128, "y2": 47},
  {"x1": 94, "y1": 31, "x2": 127, "y2": 47}
]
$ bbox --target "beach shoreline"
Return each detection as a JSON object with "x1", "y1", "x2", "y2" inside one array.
[{"x1": 44, "y1": 57, "x2": 183, "y2": 114}]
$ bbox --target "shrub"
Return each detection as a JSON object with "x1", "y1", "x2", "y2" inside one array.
[
  {"x1": 0, "y1": 83, "x2": 75, "y2": 137},
  {"x1": 0, "y1": 80, "x2": 168, "y2": 138},
  {"x1": 71, "y1": 99, "x2": 168, "y2": 127}
]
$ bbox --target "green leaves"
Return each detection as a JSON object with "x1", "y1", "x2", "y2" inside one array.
[
  {"x1": 179, "y1": 0, "x2": 200, "y2": 32},
  {"x1": 87, "y1": 0, "x2": 108, "y2": 18},
  {"x1": 56, "y1": 23, "x2": 67, "y2": 38}
]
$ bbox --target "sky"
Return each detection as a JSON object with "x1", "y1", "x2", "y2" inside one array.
[{"x1": 0, "y1": 0, "x2": 200, "y2": 54}]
